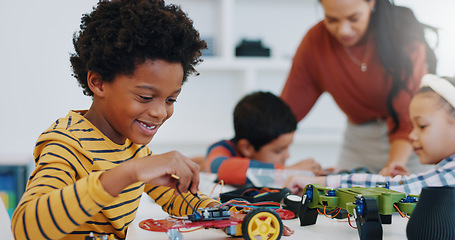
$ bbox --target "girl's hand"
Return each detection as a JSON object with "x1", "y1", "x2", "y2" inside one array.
[
  {"x1": 283, "y1": 175, "x2": 327, "y2": 195},
  {"x1": 284, "y1": 175, "x2": 312, "y2": 195},
  {"x1": 379, "y1": 162, "x2": 409, "y2": 177}
]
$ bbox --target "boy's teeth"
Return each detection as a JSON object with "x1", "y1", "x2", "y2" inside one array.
[{"x1": 139, "y1": 121, "x2": 155, "y2": 130}]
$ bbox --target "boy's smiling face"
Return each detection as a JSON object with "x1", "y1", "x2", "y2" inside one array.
[{"x1": 86, "y1": 59, "x2": 183, "y2": 145}]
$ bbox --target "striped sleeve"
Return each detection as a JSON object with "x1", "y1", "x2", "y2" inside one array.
[
  {"x1": 12, "y1": 111, "x2": 152, "y2": 239},
  {"x1": 144, "y1": 185, "x2": 218, "y2": 217},
  {"x1": 11, "y1": 139, "x2": 114, "y2": 240},
  {"x1": 206, "y1": 140, "x2": 281, "y2": 186},
  {"x1": 326, "y1": 158, "x2": 455, "y2": 195}
]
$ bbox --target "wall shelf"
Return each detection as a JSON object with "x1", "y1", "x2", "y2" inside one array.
[{"x1": 154, "y1": 0, "x2": 344, "y2": 166}]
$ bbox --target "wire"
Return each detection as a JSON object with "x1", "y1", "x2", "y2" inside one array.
[
  {"x1": 317, "y1": 206, "x2": 341, "y2": 218},
  {"x1": 178, "y1": 227, "x2": 205, "y2": 233},
  {"x1": 241, "y1": 188, "x2": 258, "y2": 196},
  {"x1": 220, "y1": 199, "x2": 282, "y2": 211},
  {"x1": 240, "y1": 187, "x2": 279, "y2": 196},
  {"x1": 208, "y1": 180, "x2": 224, "y2": 201},
  {"x1": 347, "y1": 214, "x2": 358, "y2": 229},
  {"x1": 175, "y1": 182, "x2": 201, "y2": 217},
  {"x1": 393, "y1": 203, "x2": 410, "y2": 219}
]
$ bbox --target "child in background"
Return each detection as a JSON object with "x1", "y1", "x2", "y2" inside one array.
[
  {"x1": 11, "y1": 1, "x2": 218, "y2": 239},
  {"x1": 205, "y1": 91, "x2": 328, "y2": 186},
  {"x1": 286, "y1": 74, "x2": 455, "y2": 195}
]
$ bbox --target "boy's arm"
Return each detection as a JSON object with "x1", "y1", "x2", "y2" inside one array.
[
  {"x1": 206, "y1": 141, "x2": 282, "y2": 186},
  {"x1": 217, "y1": 158, "x2": 278, "y2": 186},
  {"x1": 11, "y1": 142, "x2": 114, "y2": 240}
]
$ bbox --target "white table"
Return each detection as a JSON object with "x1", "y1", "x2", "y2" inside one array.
[
  {"x1": 126, "y1": 173, "x2": 410, "y2": 240},
  {"x1": 126, "y1": 196, "x2": 409, "y2": 240}
]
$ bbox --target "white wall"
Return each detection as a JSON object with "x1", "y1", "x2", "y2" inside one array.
[
  {"x1": 0, "y1": 0, "x2": 454, "y2": 168},
  {"x1": 0, "y1": 1, "x2": 97, "y2": 164}
]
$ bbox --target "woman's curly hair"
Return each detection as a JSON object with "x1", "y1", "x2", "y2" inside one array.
[{"x1": 70, "y1": 0, "x2": 206, "y2": 96}]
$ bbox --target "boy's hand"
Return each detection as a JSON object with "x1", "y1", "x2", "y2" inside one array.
[
  {"x1": 285, "y1": 158, "x2": 328, "y2": 176},
  {"x1": 100, "y1": 151, "x2": 200, "y2": 197},
  {"x1": 132, "y1": 151, "x2": 200, "y2": 195}
]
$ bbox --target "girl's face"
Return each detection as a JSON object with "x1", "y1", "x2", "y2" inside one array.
[
  {"x1": 88, "y1": 59, "x2": 183, "y2": 145},
  {"x1": 409, "y1": 93, "x2": 455, "y2": 164},
  {"x1": 320, "y1": 0, "x2": 375, "y2": 47}
]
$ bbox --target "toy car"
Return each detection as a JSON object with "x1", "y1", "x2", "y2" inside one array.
[
  {"x1": 139, "y1": 205, "x2": 285, "y2": 240},
  {"x1": 298, "y1": 184, "x2": 418, "y2": 240}
]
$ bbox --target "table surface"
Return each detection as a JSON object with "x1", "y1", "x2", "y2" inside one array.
[{"x1": 126, "y1": 173, "x2": 410, "y2": 240}]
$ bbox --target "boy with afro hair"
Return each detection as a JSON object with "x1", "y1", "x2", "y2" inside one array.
[{"x1": 11, "y1": 0, "x2": 218, "y2": 239}]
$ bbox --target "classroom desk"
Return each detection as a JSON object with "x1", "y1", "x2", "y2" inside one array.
[
  {"x1": 126, "y1": 196, "x2": 410, "y2": 240},
  {"x1": 126, "y1": 173, "x2": 410, "y2": 240}
]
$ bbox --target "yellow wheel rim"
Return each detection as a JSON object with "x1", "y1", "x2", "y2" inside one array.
[{"x1": 246, "y1": 212, "x2": 281, "y2": 240}]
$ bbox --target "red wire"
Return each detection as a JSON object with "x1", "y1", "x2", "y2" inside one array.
[
  {"x1": 347, "y1": 214, "x2": 358, "y2": 229},
  {"x1": 393, "y1": 203, "x2": 410, "y2": 219},
  {"x1": 317, "y1": 206, "x2": 341, "y2": 218}
]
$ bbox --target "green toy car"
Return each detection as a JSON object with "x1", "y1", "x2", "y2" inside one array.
[{"x1": 298, "y1": 184, "x2": 418, "y2": 240}]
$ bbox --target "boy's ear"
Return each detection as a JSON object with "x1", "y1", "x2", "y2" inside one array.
[
  {"x1": 87, "y1": 71, "x2": 106, "y2": 97},
  {"x1": 237, "y1": 139, "x2": 256, "y2": 158}
]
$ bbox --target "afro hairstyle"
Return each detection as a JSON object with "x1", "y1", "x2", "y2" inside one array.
[{"x1": 70, "y1": 0, "x2": 206, "y2": 96}]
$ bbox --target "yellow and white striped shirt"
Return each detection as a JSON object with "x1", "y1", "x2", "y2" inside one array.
[{"x1": 12, "y1": 110, "x2": 216, "y2": 240}]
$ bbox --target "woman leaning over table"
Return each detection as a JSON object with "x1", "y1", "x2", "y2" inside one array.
[{"x1": 281, "y1": 0, "x2": 437, "y2": 176}]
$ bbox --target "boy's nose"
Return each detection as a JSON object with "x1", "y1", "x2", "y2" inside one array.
[{"x1": 148, "y1": 102, "x2": 168, "y2": 120}]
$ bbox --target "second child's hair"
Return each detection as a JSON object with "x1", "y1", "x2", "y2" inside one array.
[
  {"x1": 233, "y1": 91, "x2": 297, "y2": 151},
  {"x1": 70, "y1": 0, "x2": 206, "y2": 96},
  {"x1": 419, "y1": 76, "x2": 455, "y2": 118}
]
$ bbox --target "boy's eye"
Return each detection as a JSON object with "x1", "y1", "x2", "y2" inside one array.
[
  {"x1": 419, "y1": 125, "x2": 427, "y2": 129},
  {"x1": 140, "y1": 96, "x2": 153, "y2": 101},
  {"x1": 166, "y1": 98, "x2": 177, "y2": 104},
  {"x1": 274, "y1": 148, "x2": 284, "y2": 154}
]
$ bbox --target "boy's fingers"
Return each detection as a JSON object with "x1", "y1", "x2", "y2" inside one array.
[
  {"x1": 189, "y1": 160, "x2": 200, "y2": 194},
  {"x1": 178, "y1": 157, "x2": 199, "y2": 194},
  {"x1": 190, "y1": 173, "x2": 199, "y2": 194},
  {"x1": 177, "y1": 172, "x2": 190, "y2": 193},
  {"x1": 179, "y1": 162, "x2": 197, "y2": 193}
]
